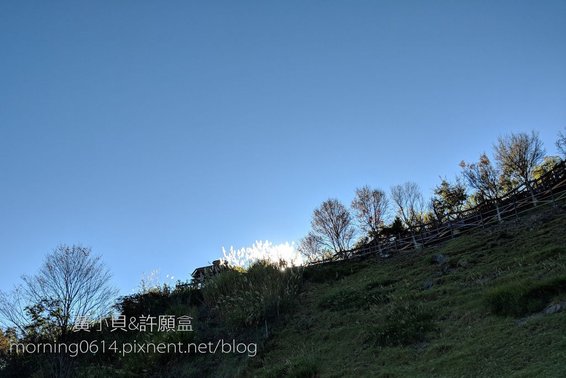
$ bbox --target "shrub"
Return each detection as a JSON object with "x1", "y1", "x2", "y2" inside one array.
[{"x1": 116, "y1": 282, "x2": 203, "y2": 319}]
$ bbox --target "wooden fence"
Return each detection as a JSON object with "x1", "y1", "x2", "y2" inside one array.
[{"x1": 309, "y1": 160, "x2": 566, "y2": 265}]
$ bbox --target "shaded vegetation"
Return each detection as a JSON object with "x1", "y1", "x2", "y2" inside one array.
[
  {"x1": 247, "y1": 207, "x2": 566, "y2": 377},
  {"x1": 485, "y1": 275, "x2": 566, "y2": 317},
  {"x1": 2, "y1": 206, "x2": 566, "y2": 377},
  {"x1": 368, "y1": 302, "x2": 435, "y2": 347},
  {"x1": 202, "y1": 260, "x2": 302, "y2": 328}
]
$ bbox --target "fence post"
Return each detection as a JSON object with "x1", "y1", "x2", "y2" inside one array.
[{"x1": 550, "y1": 182, "x2": 557, "y2": 207}]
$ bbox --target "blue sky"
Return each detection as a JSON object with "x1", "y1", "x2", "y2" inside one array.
[{"x1": 1, "y1": 1, "x2": 565, "y2": 295}]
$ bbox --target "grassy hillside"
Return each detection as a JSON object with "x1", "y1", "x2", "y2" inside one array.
[
  {"x1": 238, "y1": 208, "x2": 566, "y2": 377},
  {"x1": 102, "y1": 206, "x2": 566, "y2": 377},
  {"x1": 5, "y1": 207, "x2": 565, "y2": 377}
]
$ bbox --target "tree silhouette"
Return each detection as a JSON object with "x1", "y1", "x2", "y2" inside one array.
[
  {"x1": 309, "y1": 199, "x2": 355, "y2": 254},
  {"x1": 0, "y1": 245, "x2": 117, "y2": 339},
  {"x1": 460, "y1": 153, "x2": 505, "y2": 222},
  {"x1": 351, "y1": 185, "x2": 389, "y2": 239},
  {"x1": 391, "y1": 182, "x2": 425, "y2": 249},
  {"x1": 494, "y1": 131, "x2": 545, "y2": 204},
  {"x1": 432, "y1": 178, "x2": 467, "y2": 222}
]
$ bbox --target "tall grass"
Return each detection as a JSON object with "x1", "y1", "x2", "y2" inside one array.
[{"x1": 202, "y1": 260, "x2": 302, "y2": 327}]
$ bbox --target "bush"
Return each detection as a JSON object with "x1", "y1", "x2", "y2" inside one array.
[{"x1": 116, "y1": 282, "x2": 203, "y2": 319}]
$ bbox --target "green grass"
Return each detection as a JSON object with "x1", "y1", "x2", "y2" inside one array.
[
  {"x1": 484, "y1": 276, "x2": 566, "y2": 316},
  {"x1": 13, "y1": 207, "x2": 565, "y2": 377},
  {"x1": 241, "y1": 208, "x2": 566, "y2": 377}
]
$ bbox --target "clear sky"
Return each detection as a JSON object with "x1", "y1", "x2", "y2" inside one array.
[{"x1": 1, "y1": 1, "x2": 565, "y2": 295}]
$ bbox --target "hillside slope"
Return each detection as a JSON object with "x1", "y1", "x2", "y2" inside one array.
[
  {"x1": 239, "y1": 208, "x2": 566, "y2": 377},
  {"x1": 7, "y1": 207, "x2": 563, "y2": 377}
]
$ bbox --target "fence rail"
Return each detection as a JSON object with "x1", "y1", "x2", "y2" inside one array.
[{"x1": 308, "y1": 160, "x2": 566, "y2": 266}]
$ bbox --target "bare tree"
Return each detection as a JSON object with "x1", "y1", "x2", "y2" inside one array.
[
  {"x1": 310, "y1": 199, "x2": 355, "y2": 254},
  {"x1": 460, "y1": 153, "x2": 505, "y2": 222},
  {"x1": 0, "y1": 245, "x2": 117, "y2": 339},
  {"x1": 0, "y1": 286, "x2": 30, "y2": 336},
  {"x1": 297, "y1": 232, "x2": 325, "y2": 263},
  {"x1": 390, "y1": 182, "x2": 425, "y2": 249},
  {"x1": 351, "y1": 186, "x2": 389, "y2": 239},
  {"x1": 494, "y1": 131, "x2": 545, "y2": 204},
  {"x1": 557, "y1": 128, "x2": 566, "y2": 158}
]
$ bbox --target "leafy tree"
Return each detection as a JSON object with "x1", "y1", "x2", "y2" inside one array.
[
  {"x1": 533, "y1": 156, "x2": 561, "y2": 180},
  {"x1": 0, "y1": 245, "x2": 117, "y2": 340},
  {"x1": 351, "y1": 185, "x2": 389, "y2": 239},
  {"x1": 381, "y1": 216, "x2": 405, "y2": 239},
  {"x1": 0, "y1": 328, "x2": 16, "y2": 362},
  {"x1": 431, "y1": 178, "x2": 467, "y2": 222},
  {"x1": 308, "y1": 199, "x2": 355, "y2": 254},
  {"x1": 463, "y1": 191, "x2": 482, "y2": 211},
  {"x1": 494, "y1": 131, "x2": 545, "y2": 204},
  {"x1": 422, "y1": 200, "x2": 439, "y2": 226},
  {"x1": 460, "y1": 153, "x2": 506, "y2": 222},
  {"x1": 18, "y1": 299, "x2": 67, "y2": 344}
]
